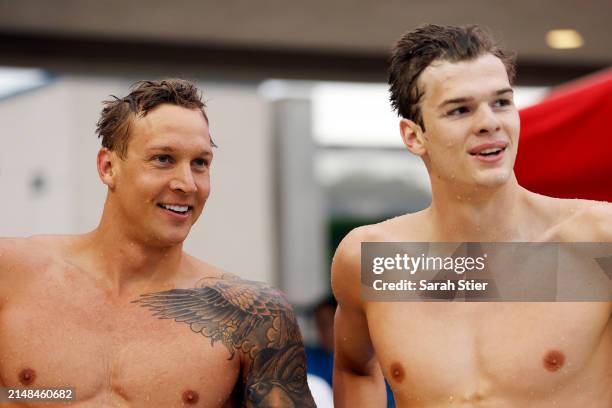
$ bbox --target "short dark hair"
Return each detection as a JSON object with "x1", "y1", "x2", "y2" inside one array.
[
  {"x1": 388, "y1": 24, "x2": 516, "y2": 130},
  {"x1": 96, "y1": 78, "x2": 211, "y2": 158}
]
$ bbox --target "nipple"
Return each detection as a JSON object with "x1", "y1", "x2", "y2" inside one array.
[
  {"x1": 19, "y1": 368, "x2": 36, "y2": 385},
  {"x1": 543, "y1": 350, "x2": 565, "y2": 372},
  {"x1": 182, "y1": 390, "x2": 199, "y2": 404},
  {"x1": 390, "y1": 362, "x2": 405, "y2": 383}
]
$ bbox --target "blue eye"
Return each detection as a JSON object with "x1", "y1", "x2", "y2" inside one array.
[
  {"x1": 193, "y1": 158, "x2": 208, "y2": 167},
  {"x1": 448, "y1": 106, "x2": 469, "y2": 116},
  {"x1": 154, "y1": 154, "x2": 172, "y2": 164},
  {"x1": 494, "y1": 99, "x2": 512, "y2": 108}
]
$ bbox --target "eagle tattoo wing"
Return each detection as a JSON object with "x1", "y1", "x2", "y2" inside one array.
[
  {"x1": 135, "y1": 279, "x2": 299, "y2": 359},
  {"x1": 134, "y1": 277, "x2": 315, "y2": 407}
]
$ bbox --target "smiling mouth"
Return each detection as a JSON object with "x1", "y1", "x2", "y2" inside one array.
[
  {"x1": 469, "y1": 146, "x2": 506, "y2": 157},
  {"x1": 157, "y1": 203, "x2": 193, "y2": 215}
]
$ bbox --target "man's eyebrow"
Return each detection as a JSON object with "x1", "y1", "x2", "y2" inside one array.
[
  {"x1": 495, "y1": 88, "x2": 514, "y2": 96},
  {"x1": 438, "y1": 96, "x2": 473, "y2": 109},
  {"x1": 146, "y1": 146, "x2": 213, "y2": 156},
  {"x1": 438, "y1": 88, "x2": 514, "y2": 109}
]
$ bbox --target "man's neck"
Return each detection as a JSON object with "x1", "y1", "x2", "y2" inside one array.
[
  {"x1": 426, "y1": 175, "x2": 531, "y2": 241},
  {"x1": 80, "y1": 210, "x2": 185, "y2": 296}
]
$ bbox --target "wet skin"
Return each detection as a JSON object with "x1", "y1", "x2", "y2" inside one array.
[
  {"x1": 0, "y1": 104, "x2": 314, "y2": 407},
  {"x1": 332, "y1": 54, "x2": 612, "y2": 407},
  {"x1": 333, "y1": 208, "x2": 612, "y2": 408},
  {"x1": 0, "y1": 238, "x2": 240, "y2": 407},
  {"x1": 0, "y1": 239, "x2": 314, "y2": 408}
]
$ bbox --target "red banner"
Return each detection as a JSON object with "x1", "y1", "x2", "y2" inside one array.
[{"x1": 515, "y1": 69, "x2": 612, "y2": 202}]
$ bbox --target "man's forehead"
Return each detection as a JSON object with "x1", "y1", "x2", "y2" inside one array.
[
  {"x1": 126, "y1": 105, "x2": 212, "y2": 154},
  {"x1": 136, "y1": 104, "x2": 208, "y2": 131},
  {"x1": 419, "y1": 54, "x2": 511, "y2": 104},
  {"x1": 133, "y1": 104, "x2": 209, "y2": 133}
]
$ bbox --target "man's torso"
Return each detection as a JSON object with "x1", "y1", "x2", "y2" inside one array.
[
  {"x1": 0, "y1": 237, "x2": 240, "y2": 407},
  {"x1": 367, "y1": 301, "x2": 610, "y2": 407},
  {"x1": 357, "y1": 198, "x2": 612, "y2": 407}
]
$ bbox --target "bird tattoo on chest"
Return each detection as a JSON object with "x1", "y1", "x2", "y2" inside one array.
[{"x1": 134, "y1": 275, "x2": 314, "y2": 407}]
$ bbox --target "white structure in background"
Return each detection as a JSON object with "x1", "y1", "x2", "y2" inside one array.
[
  {"x1": 311, "y1": 82, "x2": 548, "y2": 148},
  {"x1": 0, "y1": 67, "x2": 50, "y2": 99},
  {"x1": 0, "y1": 74, "x2": 276, "y2": 285},
  {"x1": 309, "y1": 82, "x2": 549, "y2": 219},
  {"x1": 0, "y1": 71, "x2": 549, "y2": 306},
  {"x1": 259, "y1": 80, "x2": 330, "y2": 306},
  {"x1": 307, "y1": 374, "x2": 334, "y2": 408}
]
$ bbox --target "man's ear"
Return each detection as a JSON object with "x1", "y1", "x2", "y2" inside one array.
[
  {"x1": 97, "y1": 148, "x2": 117, "y2": 189},
  {"x1": 399, "y1": 118, "x2": 426, "y2": 156}
]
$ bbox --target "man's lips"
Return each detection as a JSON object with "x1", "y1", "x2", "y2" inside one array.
[
  {"x1": 468, "y1": 141, "x2": 508, "y2": 156},
  {"x1": 468, "y1": 142, "x2": 508, "y2": 163},
  {"x1": 157, "y1": 203, "x2": 193, "y2": 217}
]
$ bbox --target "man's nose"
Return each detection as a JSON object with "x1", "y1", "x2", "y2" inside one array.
[
  {"x1": 473, "y1": 105, "x2": 501, "y2": 135},
  {"x1": 169, "y1": 163, "x2": 197, "y2": 194}
]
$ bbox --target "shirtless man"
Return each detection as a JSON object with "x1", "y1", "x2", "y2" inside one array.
[
  {"x1": 332, "y1": 25, "x2": 611, "y2": 407},
  {"x1": 0, "y1": 79, "x2": 315, "y2": 407}
]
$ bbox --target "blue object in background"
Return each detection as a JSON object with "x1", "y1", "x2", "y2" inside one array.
[
  {"x1": 305, "y1": 346, "x2": 395, "y2": 407},
  {"x1": 306, "y1": 346, "x2": 334, "y2": 387}
]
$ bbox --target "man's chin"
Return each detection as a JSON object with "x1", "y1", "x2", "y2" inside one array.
[
  {"x1": 473, "y1": 170, "x2": 512, "y2": 188},
  {"x1": 147, "y1": 229, "x2": 191, "y2": 248}
]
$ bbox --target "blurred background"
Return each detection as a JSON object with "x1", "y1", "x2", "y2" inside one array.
[{"x1": 1, "y1": 1, "x2": 611, "y2": 404}]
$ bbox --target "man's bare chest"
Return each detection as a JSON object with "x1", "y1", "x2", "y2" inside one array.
[
  {"x1": 366, "y1": 302, "x2": 611, "y2": 403},
  {"x1": 0, "y1": 280, "x2": 240, "y2": 407}
]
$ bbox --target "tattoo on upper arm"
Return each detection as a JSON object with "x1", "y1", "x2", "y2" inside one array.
[{"x1": 134, "y1": 276, "x2": 315, "y2": 407}]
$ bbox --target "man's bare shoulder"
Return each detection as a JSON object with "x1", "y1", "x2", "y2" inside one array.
[
  {"x1": 338, "y1": 211, "x2": 428, "y2": 252},
  {"x1": 138, "y1": 256, "x2": 297, "y2": 353},
  {"x1": 0, "y1": 237, "x2": 27, "y2": 263},
  {"x1": 0, "y1": 234, "x2": 78, "y2": 278},
  {"x1": 165, "y1": 252, "x2": 295, "y2": 329},
  {"x1": 1, "y1": 235, "x2": 43, "y2": 259},
  {"x1": 1, "y1": 234, "x2": 81, "y2": 257},
  {"x1": 332, "y1": 211, "x2": 427, "y2": 305},
  {"x1": 546, "y1": 198, "x2": 612, "y2": 242},
  {"x1": 332, "y1": 222, "x2": 387, "y2": 281},
  {"x1": 179, "y1": 252, "x2": 232, "y2": 283},
  {"x1": 134, "y1": 261, "x2": 314, "y2": 406},
  {"x1": 0, "y1": 235, "x2": 75, "y2": 302}
]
